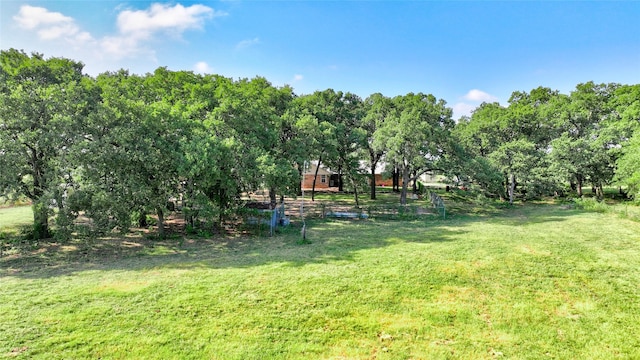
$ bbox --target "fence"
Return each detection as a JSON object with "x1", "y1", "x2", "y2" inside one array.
[
  {"x1": 289, "y1": 201, "x2": 440, "y2": 220},
  {"x1": 245, "y1": 202, "x2": 287, "y2": 236},
  {"x1": 429, "y1": 191, "x2": 446, "y2": 219}
]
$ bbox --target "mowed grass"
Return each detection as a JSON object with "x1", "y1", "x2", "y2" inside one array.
[
  {"x1": 2, "y1": 204, "x2": 640, "y2": 359},
  {"x1": 0, "y1": 205, "x2": 32, "y2": 231}
]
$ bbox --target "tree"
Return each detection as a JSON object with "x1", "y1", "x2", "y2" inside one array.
[
  {"x1": 453, "y1": 103, "x2": 509, "y2": 197},
  {"x1": 609, "y1": 84, "x2": 640, "y2": 138},
  {"x1": 454, "y1": 88, "x2": 564, "y2": 202},
  {"x1": 455, "y1": 102, "x2": 509, "y2": 157},
  {"x1": 0, "y1": 49, "x2": 96, "y2": 239},
  {"x1": 181, "y1": 126, "x2": 239, "y2": 228},
  {"x1": 494, "y1": 88, "x2": 565, "y2": 201},
  {"x1": 294, "y1": 91, "x2": 340, "y2": 201},
  {"x1": 77, "y1": 69, "x2": 186, "y2": 237},
  {"x1": 507, "y1": 87, "x2": 562, "y2": 147},
  {"x1": 252, "y1": 81, "x2": 298, "y2": 206},
  {"x1": 609, "y1": 84, "x2": 640, "y2": 198},
  {"x1": 170, "y1": 72, "x2": 226, "y2": 229},
  {"x1": 207, "y1": 78, "x2": 288, "y2": 207},
  {"x1": 490, "y1": 139, "x2": 545, "y2": 204},
  {"x1": 281, "y1": 102, "x2": 319, "y2": 196},
  {"x1": 615, "y1": 130, "x2": 640, "y2": 199},
  {"x1": 325, "y1": 92, "x2": 366, "y2": 205},
  {"x1": 549, "y1": 83, "x2": 619, "y2": 197},
  {"x1": 374, "y1": 93, "x2": 454, "y2": 205},
  {"x1": 362, "y1": 93, "x2": 393, "y2": 200}
]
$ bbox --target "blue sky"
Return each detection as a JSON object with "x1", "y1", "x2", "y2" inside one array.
[{"x1": 1, "y1": 1, "x2": 639, "y2": 118}]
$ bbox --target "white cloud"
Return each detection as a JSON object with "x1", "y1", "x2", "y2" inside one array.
[
  {"x1": 463, "y1": 89, "x2": 499, "y2": 103},
  {"x1": 74, "y1": 31, "x2": 94, "y2": 44},
  {"x1": 37, "y1": 23, "x2": 79, "y2": 40},
  {"x1": 14, "y1": 5, "x2": 94, "y2": 45},
  {"x1": 13, "y1": 3, "x2": 223, "y2": 60},
  {"x1": 293, "y1": 74, "x2": 304, "y2": 82},
  {"x1": 194, "y1": 61, "x2": 213, "y2": 74},
  {"x1": 100, "y1": 35, "x2": 149, "y2": 59},
  {"x1": 452, "y1": 102, "x2": 477, "y2": 119},
  {"x1": 236, "y1": 37, "x2": 260, "y2": 50},
  {"x1": 117, "y1": 3, "x2": 219, "y2": 37},
  {"x1": 103, "y1": 3, "x2": 222, "y2": 58},
  {"x1": 452, "y1": 89, "x2": 500, "y2": 119},
  {"x1": 14, "y1": 5, "x2": 73, "y2": 30}
]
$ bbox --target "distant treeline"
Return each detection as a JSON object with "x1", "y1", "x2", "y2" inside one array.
[{"x1": 1, "y1": 49, "x2": 639, "y2": 239}]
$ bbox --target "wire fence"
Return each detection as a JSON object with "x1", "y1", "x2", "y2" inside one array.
[
  {"x1": 429, "y1": 191, "x2": 446, "y2": 219},
  {"x1": 286, "y1": 200, "x2": 440, "y2": 221}
]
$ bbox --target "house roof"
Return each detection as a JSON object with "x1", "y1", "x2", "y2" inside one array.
[{"x1": 304, "y1": 163, "x2": 333, "y2": 176}]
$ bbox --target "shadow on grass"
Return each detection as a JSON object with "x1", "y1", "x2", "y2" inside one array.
[{"x1": 1, "y1": 203, "x2": 580, "y2": 279}]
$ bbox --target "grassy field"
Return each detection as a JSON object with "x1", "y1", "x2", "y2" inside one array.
[
  {"x1": 2, "y1": 198, "x2": 640, "y2": 359},
  {"x1": 0, "y1": 205, "x2": 32, "y2": 232}
]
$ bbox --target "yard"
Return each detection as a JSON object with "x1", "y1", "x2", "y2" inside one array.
[{"x1": 1, "y1": 194, "x2": 640, "y2": 359}]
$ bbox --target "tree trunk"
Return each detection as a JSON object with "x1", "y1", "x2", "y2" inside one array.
[
  {"x1": 400, "y1": 166, "x2": 411, "y2": 205},
  {"x1": 297, "y1": 167, "x2": 303, "y2": 196},
  {"x1": 32, "y1": 201, "x2": 50, "y2": 240},
  {"x1": 312, "y1": 156, "x2": 322, "y2": 201},
  {"x1": 29, "y1": 154, "x2": 49, "y2": 239},
  {"x1": 217, "y1": 186, "x2": 227, "y2": 229},
  {"x1": 137, "y1": 210, "x2": 148, "y2": 228},
  {"x1": 576, "y1": 176, "x2": 583, "y2": 197},
  {"x1": 269, "y1": 186, "x2": 277, "y2": 208},
  {"x1": 412, "y1": 171, "x2": 418, "y2": 194},
  {"x1": 184, "y1": 180, "x2": 194, "y2": 228},
  {"x1": 338, "y1": 166, "x2": 344, "y2": 192},
  {"x1": 508, "y1": 173, "x2": 516, "y2": 205},
  {"x1": 351, "y1": 177, "x2": 360, "y2": 207},
  {"x1": 157, "y1": 207, "x2": 165, "y2": 238},
  {"x1": 370, "y1": 161, "x2": 377, "y2": 200},
  {"x1": 504, "y1": 174, "x2": 509, "y2": 200},
  {"x1": 392, "y1": 167, "x2": 400, "y2": 192},
  {"x1": 597, "y1": 183, "x2": 604, "y2": 200}
]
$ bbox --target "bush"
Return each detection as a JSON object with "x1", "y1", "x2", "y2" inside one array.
[
  {"x1": 185, "y1": 224, "x2": 198, "y2": 235},
  {"x1": 53, "y1": 209, "x2": 77, "y2": 242}
]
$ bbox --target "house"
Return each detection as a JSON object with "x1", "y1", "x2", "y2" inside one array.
[
  {"x1": 302, "y1": 161, "x2": 445, "y2": 191},
  {"x1": 362, "y1": 161, "x2": 393, "y2": 187},
  {"x1": 303, "y1": 161, "x2": 393, "y2": 189},
  {"x1": 373, "y1": 173, "x2": 394, "y2": 187},
  {"x1": 364, "y1": 161, "x2": 445, "y2": 188},
  {"x1": 302, "y1": 163, "x2": 340, "y2": 190}
]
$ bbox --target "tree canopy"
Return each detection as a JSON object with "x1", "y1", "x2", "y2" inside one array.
[{"x1": 2, "y1": 49, "x2": 639, "y2": 239}]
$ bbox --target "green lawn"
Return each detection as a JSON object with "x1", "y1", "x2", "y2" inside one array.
[
  {"x1": 0, "y1": 205, "x2": 32, "y2": 230},
  {"x1": 2, "y1": 203, "x2": 640, "y2": 359}
]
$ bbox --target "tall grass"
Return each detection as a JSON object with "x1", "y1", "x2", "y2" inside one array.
[
  {"x1": 573, "y1": 197, "x2": 610, "y2": 213},
  {"x1": 574, "y1": 197, "x2": 640, "y2": 222}
]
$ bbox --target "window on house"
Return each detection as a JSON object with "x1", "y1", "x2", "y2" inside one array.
[{"x1": 321, "y1": 175, "x2": 326, "y2": 183}]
